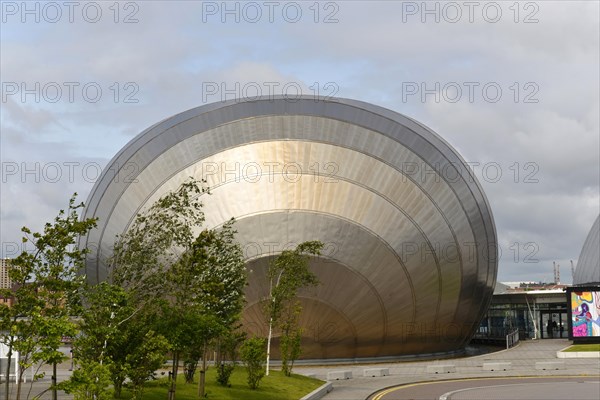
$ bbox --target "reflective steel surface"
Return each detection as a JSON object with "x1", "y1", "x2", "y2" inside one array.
[
  {"x1": 81, "y1": 96, "x2": 498, "y2": 359},
  {"x1": 574, "y1": 215, "x2": 600, "y2": 285}
]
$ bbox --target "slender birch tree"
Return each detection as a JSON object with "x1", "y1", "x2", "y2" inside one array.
[{"x1": 263, "y1": 241, "x2": 322, "y2": 376}]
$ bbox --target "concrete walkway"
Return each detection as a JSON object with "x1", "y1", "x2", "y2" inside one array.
[{"x1": 293, "y1": 339, "x2": 600, "y2": 400}]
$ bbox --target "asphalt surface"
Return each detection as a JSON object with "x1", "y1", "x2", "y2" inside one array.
[
  {"x1": 294, "y1": 338, "x2": 600, "y2": 400},
  {"x1": 370, "y1": 376, "x2": 600, "y2": 400}
]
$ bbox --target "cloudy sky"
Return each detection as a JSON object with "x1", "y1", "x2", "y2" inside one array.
[{"x1": 1, "y1": 0, "x2": 598, "y2": 284}]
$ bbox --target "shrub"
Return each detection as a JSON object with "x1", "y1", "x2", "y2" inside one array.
[
  {"x1": 240, "y1": 337, "x2": 266, "y2": 389},
  {"x1": 216, "y1": 363, "x2": 235, "y2": 386}
]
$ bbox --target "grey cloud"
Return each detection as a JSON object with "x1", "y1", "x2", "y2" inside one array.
[{"x1": 0, "y1": 0, "x2": 597, "y2": 283}]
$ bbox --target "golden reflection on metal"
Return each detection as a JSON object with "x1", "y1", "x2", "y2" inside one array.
[{"x1": 82, "y1": 97, "x2": 497, "y2": 359}]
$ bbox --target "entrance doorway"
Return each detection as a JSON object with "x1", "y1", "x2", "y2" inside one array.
[{"x1": 541, "y1": 311, "x2": 567, "y2": 338}]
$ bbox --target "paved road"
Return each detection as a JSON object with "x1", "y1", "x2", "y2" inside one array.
[
  {"x1": 370, "y1": 376, "x2": 600, "y2": 400},
  {"x1": 294, "y1": 339, "x2": 600, "y2": 400}
]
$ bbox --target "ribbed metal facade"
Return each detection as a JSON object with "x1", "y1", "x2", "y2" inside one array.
[
  {"x1": 574, "y1": 216, "x2": 600, "y2": 285},
  {"x1": 81, "y1": 96, "x2": 498, "y2": 359}
]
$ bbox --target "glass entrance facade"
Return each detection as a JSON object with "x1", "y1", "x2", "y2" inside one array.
[
  {"x1": 476, "y1": 290, "x2": 567, "y2": 341},
  {"x1": 541, "y1": 310, "x2": 568, "y2": 338}
]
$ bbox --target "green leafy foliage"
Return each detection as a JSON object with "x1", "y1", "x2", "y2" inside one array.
[
  {"x1": 266, "y1": 241, "x2": 322, "y2": 324},
  {"x1": 107, "y1": 178, "x2": 247, "y2": 399},
  {"x1": 0, "y1": 193, "x2": 97, "y2": 400},
  {"x1": 240, "y1": 337, "x2": 267, "y2": 389},
  {"x1": 58, "y1": 361, "x2": 113, "y2": 400},
  {"x1": 215, "y1": 330, "x2": 245, "y2": 387},
  {"x1": 215, "y1": 363, "x2": 235, "y2": 387},
  {"x1": 278, "y1": 302, "x2": 303, "y2": 376},
  {"x1": 68, "y1": 282, "x2": 169, "y2": 399},
  {"x1": 111, "y1": 178, "x2": 207, "y2": 303},
  {"x1": 125, "y1": 330, "x2": 170, "y2": 399},
  {"x1": 264, "y1": 241, "x2": 323, "y2": 376}
]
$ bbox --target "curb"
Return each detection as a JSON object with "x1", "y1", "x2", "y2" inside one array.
[
  {"x1": 557, "y1": 351, "x2": 600, "y2": 358},
  {"x1": 557, "y1": 345, "x2": 600, "y2": 358},
  {"x1": 300, "y1": 382, "x2": 333, "y2": 400}
]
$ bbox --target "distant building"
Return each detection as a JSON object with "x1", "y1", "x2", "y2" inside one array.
[
  {"x1": 501, "y1": 281, "x2": 538, "y2": 289},
  {"x1": 0, "y1": 258, "x2": 12, "y2": 290},
  {"x1": 0, "y1": 258, "x2": 14, "y2": 307},
  {"x1": 475, "y1": 283, "x2": 568, "y2": 342},
  {"x1": 501, "y1": 281, "x2": 569, "y2": 292}
]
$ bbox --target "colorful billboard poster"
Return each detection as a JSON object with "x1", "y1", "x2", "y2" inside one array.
[{"x1": 569, "y1": 288, "x2": 600, "y2": 340}]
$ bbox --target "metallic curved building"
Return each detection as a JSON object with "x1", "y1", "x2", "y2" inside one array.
[
  {"x1": 574, "y1": 215, "x2": 600, "y2": 286},
  {"x1": 81, "y1": 96, "x2": 498, "y2": 359}
]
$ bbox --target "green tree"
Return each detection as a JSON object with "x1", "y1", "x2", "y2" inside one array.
[
  {"x1": 163, "y1": 223, "x2": 246, "y2": 398},
  {"x1": 125, "y1": 330, "x2": 170, "y2": 399},
  {"x1": 110, "y1": 178, "x2": 207, "y2": 400},
  {"x1": 240, "y1": 337, "x2": 266, "y2": 390},
  {"x1": 278, "y1": 302, "x2": 303, "y2": 376},
  {"x1": 111, "y1": 178, "x2": 207, "y2": 303},
  {"x1": 156, "y1": 305, "x2": 224, "y2": 399},
  {"x1": 73, "y1": 282, "x2": 168, "y2": 398},
  {"x1": 264, "y1": 241, "x2": 323, "y2": 376},
  {"x1": 70, "y1": 281, "x2": 127, "y2": 398},
  {"x1": 58, "y1": 361, "x2": 112, "y2": 400},
  {"x1": 215, "y1": 330, "x2": 245, "y2": 387},
  {"x1": 66, "y1": 281, "x2": 167, "y2": 399},
  {"x1": 171, "y1": 223, "x2": 247, "y2": 397},
  {"x1": 110, "y1": 179, "x2": 247, "y2": 400},
  {"x1": 0, "y1": 194, "x2": 96, "y2": 400}
]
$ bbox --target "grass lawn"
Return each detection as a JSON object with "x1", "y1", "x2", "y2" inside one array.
[
  {"x1": 119, "y1": 367, "x2": 324, "y2": 400},
  {"x1": 563, "y1": 343, "x2": 600, "y2": 352}
]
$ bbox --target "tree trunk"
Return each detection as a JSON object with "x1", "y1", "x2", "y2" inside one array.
[
  {"x1": 174, "y1": 352, "x2": 179, "y2": 398},
  {"x1": 52, "y1": 362, "x2": 57, "y2": 400},
  {"x1": 16, "y1": 359, "x2": 24, "y2": 400},
  {"x1": 215, "y1": 339, "x2": 222, "y2": 368},
  {"x1": 289, "y1": 356, "x2": 296, "y2": 376},
  {"x1": 114, "y1": 381, "x2": 123, "y2": 399},
  {"x1": 184, "y1": 360, "x2": 197, "y2": 384},
  {"x1": 198, "y1": 344, "x2": 207, "y2": 398},
  {"x1": 168, "y1": 351, "x2": 179, "y2": 400},
  {"x1": 4, "y1": 345, "x2": 12, "y2": 400},
  {"x1": 266, "y1": 318, "x2": 273, "y2": 376}
]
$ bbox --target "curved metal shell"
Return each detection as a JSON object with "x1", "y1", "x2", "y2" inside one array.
[
  {"x1": 81, "y1": 96, "x2": 498, "y2": 358},
  {"x1": 574, "y1": 215, "x2": 600, "y2": 285}
]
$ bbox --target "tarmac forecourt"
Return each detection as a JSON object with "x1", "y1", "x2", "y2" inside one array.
[
  {"x1": 292, "y1": 339, "x2": 600, "y2": 400},
  {"x1": 369, "y1": 376, "x2": 600, "y2": 400}
]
